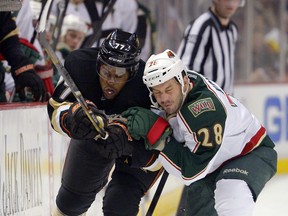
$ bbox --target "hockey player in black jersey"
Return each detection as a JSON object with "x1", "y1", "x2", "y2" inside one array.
[{"x1": 47, "y1": 29, "x2": 162, "y2": 216}]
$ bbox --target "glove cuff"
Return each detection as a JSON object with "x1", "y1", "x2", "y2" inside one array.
[
  {"x1": 14, "y1": 64, "x2": 34, "y2": 76},
  {"x1": 61, "y1": 111, "x2": 72, "y2": 137},
  {"x1": 147, "y1": 117, "x2": 169, "y2": 145},
  {"x1": 35, "y1": 64, "x2": 53, "y2": 79}
]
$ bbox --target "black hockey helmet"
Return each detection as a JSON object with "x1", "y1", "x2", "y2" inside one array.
[{"x1": 98, "y1": 29, "x2": 141, "y2": 79}]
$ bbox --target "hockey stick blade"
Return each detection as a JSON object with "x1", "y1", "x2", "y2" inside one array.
[{"x1": 37, "y1": 0, "x2": 108, "y2": 139}]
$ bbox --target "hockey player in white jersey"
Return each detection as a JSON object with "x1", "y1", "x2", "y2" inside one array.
[{"x1": 122, "y1": 49, "x2": 277, "y2": 216}]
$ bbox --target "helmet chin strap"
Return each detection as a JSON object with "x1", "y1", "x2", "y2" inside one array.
[
  {"x1": 149, "y1": 91, "x2": 160, "y2": 109},
  {"x1": 179, "y1": 82, "x2": 191, "y2": 110}
]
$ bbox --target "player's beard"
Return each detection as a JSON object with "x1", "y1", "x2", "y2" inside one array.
[{"x1": 162, "y1": 93, "x2": 183, "y2": 116}]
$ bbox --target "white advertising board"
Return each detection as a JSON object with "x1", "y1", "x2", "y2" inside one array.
[
  {"x1": 234, "y1": 83, "x2": 288, "y2": 158},
  {"x1": 0, "y1": 104, "x2": 70, "y2": 216}
]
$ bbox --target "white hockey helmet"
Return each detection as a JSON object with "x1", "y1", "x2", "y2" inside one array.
[
  {"x1": 61, "y1": 14, "x2": 88, "y2": 37},
  {"x1": 143, "y1": 49, "x2": 187, "y2": 88},
  {"x1": 143, "y1": 49, "x2": 188, "y2": 108}
]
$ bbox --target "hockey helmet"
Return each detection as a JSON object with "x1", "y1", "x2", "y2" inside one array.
[
  {"x1": 98, "y1": 29, "x2": 141, "y2": 79},
  {"x1": 61, "y1": 14, "x2": 88, "y2": 37},
  {"x1": 143, "y1": 49, "x2": 187, "y2": 88},
  {"x1": 143, "y1": 49, "x2": 188, "y2": 108}
]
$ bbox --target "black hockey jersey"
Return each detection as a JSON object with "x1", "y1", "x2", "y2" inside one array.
[{"x1": 47, "y1": 47, "x2": 157, "y2": 168}]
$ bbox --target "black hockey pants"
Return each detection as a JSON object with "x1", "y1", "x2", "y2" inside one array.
[{"x1": 56, "y1": 138, "x2": 162, "y2": 216}]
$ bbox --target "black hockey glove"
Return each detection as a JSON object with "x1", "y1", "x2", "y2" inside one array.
[
  {"x1": 64, "y1": 101, "x2": 107, "y2": 140},
  {"x1": 12, "y1": 66, "x2": 46, "y2": 102},
  {"x1": 96, "y1": 118, "x2": 133, "y2": 159}
]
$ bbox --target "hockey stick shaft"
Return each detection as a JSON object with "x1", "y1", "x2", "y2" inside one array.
[
  {"x1": 51, "y1": 0, "x2": 69, "y2": 50},
  {"x1": 83, "y1": 0, "x2": 117, "y2": 48},
  {"x1": 37, "y1": 0, "x2": 108, "y2": 139},
  {"x1": 30, "y1": 0, "x2": 48, "y2": 44},
  {"x1": 146, "y1": 170, "x2": 169, "y2": 216}
]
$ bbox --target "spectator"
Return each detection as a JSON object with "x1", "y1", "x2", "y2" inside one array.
[
  {"x1": 15, "y1": 0, "x2": 54, "y2": 99},
  {"x1": 50, "y1": 0, "x2": 138, "y2": 48},
  {"x1": 56, "y1": 14, "x2": 88, "y2": 64},
  {"x1": 53, "y1": 14, "x2": 88, "y2": 85},
  {"x1": 0, "y1": 10, "x2": 45, "y2": 102}
]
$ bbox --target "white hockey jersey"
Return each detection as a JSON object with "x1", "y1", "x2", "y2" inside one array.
[{"x1": 154, "y1": 71, "x2": 267, "y2": 186}]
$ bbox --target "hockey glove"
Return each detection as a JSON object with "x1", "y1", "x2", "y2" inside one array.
[
  {"x1": 64, "y1": 101, "x2": 107, "y2": 140},
  {"x1": 96, "y1": 120, "x2": 133, "y2": 159},
  {"x1": 121, "y1": 106, "x2": 171, "y2": 151},
  {"x1": 12, "y1": 65, "x2": 46, "y2": 102}
]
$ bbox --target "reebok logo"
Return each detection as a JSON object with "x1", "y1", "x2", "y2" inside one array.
[{"x1": 223, "y1": 168, "x2": 249, "y2": 175}]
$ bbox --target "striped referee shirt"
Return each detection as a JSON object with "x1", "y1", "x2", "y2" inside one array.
[{"x1": 177, "y1": 8, "x2": 238, "y2": 95}]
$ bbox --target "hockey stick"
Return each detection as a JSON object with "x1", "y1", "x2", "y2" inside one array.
[
  {"x1": 146, "y1": 170, "x2": 169, "y2": 216},
  {"x1": 82, "y1": 0, "x2": 117, "y2": 48},
  {"x1": 51, "y1": 0, "x2": 69, "y2": 50},
  {"x1": 37, "y1": 0, "x2": 108, "y2": 139},
  {"x1": 30, "y1": 0, "x2": 48, "y2": 44}
]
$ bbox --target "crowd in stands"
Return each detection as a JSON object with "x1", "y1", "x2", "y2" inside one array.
[
  {"x1": 0, "y1": 0, "x2": 286, "y2": 103},
  {"x1": 0, "y1": 0, "x2": 155, "y2": 102}
]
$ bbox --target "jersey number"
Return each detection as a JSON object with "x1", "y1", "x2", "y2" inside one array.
[
  {"x1": 114, "y1": 42, "x2": 128, "y2": 51},
  {"x1": 197, "y1": 123, "x2": 223, "y2": 147}
]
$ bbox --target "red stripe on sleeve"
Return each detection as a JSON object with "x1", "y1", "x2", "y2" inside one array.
[
  {"x1": 241, "y1": 126, "x2": 266, "y2": 155},
  {"x1": 147, "y1": 117, "x2": 169, "y2": 145}
]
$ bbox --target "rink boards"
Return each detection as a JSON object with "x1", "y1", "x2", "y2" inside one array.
[
  {"x1": 234, "y1": 83, "x2": 288, "y2": 173},
  {"x1": 0, "y1": 83, "x2": 287, "y2": 216}
]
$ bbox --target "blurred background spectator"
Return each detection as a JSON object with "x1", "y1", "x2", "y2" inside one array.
[
  {"x1": 0, "y1": 10, "x2": 46, "y2": 102},
  {"x1": 3, "y1": 0, "x2": 287, "y2": 102},
  {"x1": 138, "y1": 0, "x2": 288, "y2": 83}
]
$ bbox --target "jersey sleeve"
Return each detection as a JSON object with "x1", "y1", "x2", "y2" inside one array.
[
  {"x1": 47, "y1": 76, "x2": 74, "y2": 137},
  {"x1": 47, "y1": 50, "x2": 83, "y2": 137}
]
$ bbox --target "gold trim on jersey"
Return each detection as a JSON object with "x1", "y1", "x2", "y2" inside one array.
[{"x1": 0, "y1": 28, "x2": 19, "y2": 43}]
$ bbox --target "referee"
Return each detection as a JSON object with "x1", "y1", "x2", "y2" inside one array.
[{"x1": 177, "y1": 0, "x2": 245, "y2": 95}]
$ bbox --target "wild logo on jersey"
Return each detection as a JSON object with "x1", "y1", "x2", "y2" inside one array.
[{"x1": 188, "y1": 97, "x2": 215, "y2": 117}]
